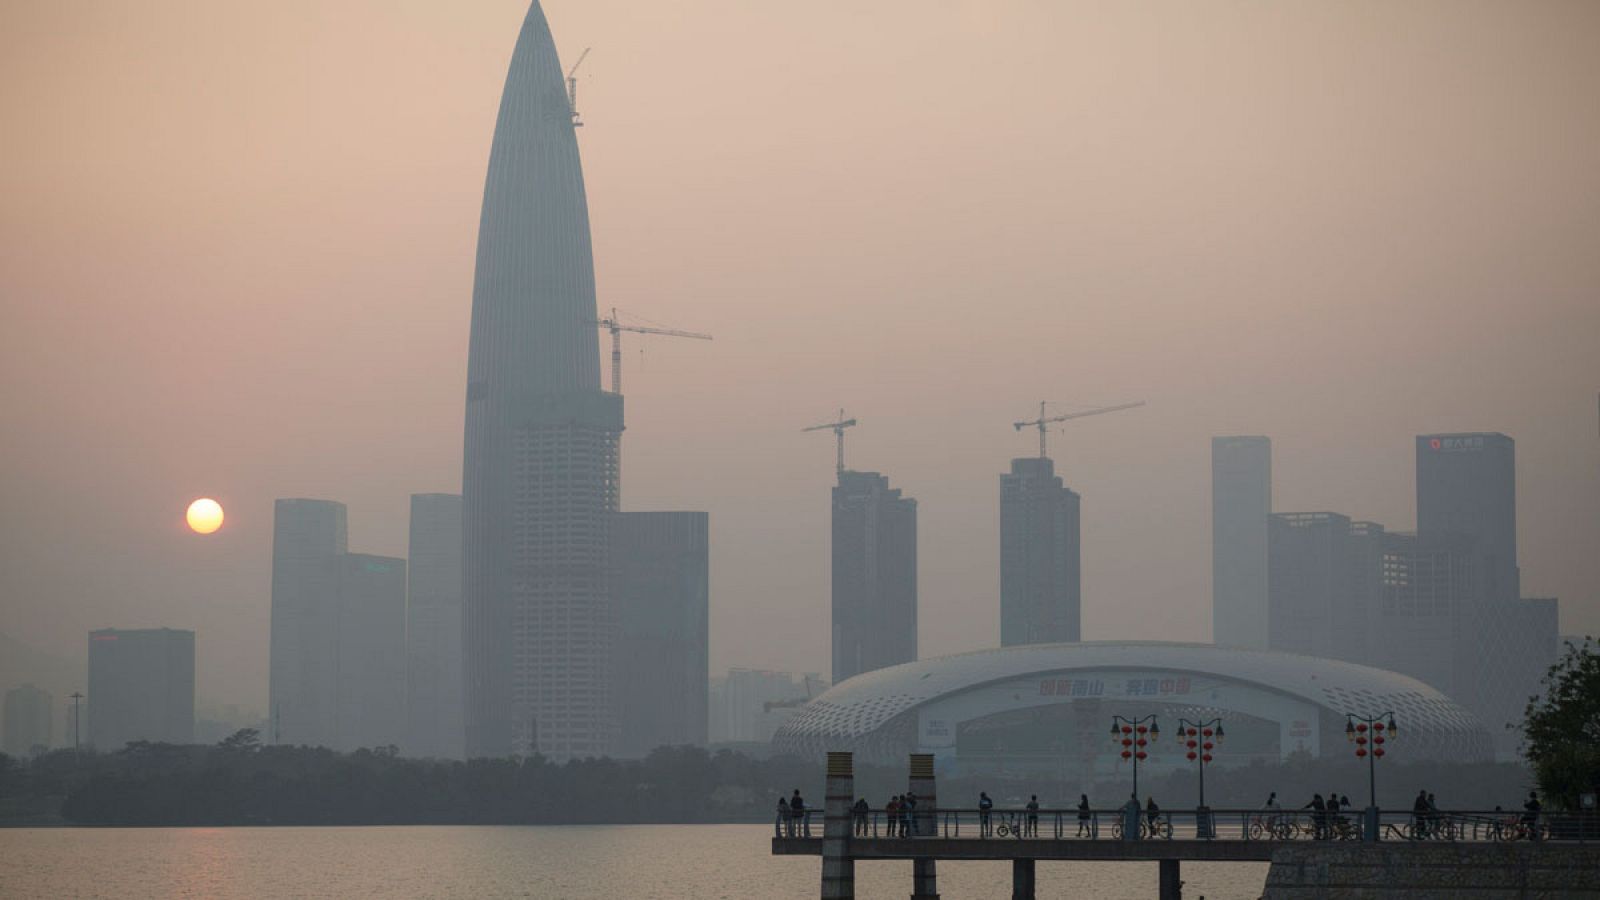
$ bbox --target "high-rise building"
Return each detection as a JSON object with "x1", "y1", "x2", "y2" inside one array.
[
  {"x1": 1416, "y1": 433, "x2": 1518, "y2": 602},
  {"x1": 3, "y1": 684, "x2": 52, "y2": 756},
  {"x1": 708, "y1": 669, "x2": 825, "y2": 744},
  {"x1": 406, "y1": 493, "x2": 464, "y2": 759},
  {"x1": 462, "y1": 1, "x2": 620, "y2": 759},
  {"x1": 1000, "y1": 457, "x2": 1082, "y2": 646},
  {"x1": 87, "y1": 628, "x2": 194, "y2": 750},
  {"x1": 612, "y1": 511, "x2": 709, "y2": 757},
  {"x1": 269, "y1": 498, "x2": 347, "y2": 745},
  {"x1": 335, "y1": 553, "x2": 407, "y2": 752},
  {"x1": 1267, "y1": 512, "x2": 1376, "y2": 663},
  {"x1": 1212, "y1": 436, "x2": 1271, "y2": 649},
  {"x1": 832, "y1": 470, "x2": 918, "y2": 684}
]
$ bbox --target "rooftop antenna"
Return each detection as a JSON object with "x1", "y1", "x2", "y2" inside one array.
[{"x1": 567, "y1": 47, "x2": 591, "y2": 127}]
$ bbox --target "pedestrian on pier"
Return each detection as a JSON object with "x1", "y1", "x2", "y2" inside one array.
[
  {"x1": 1304, "y1": 793, "x2": 1327, "y2": 839},
  {"x1": 1145, "y1": 796, "x2": 1161, "y2": 834},
  {"x1": 905, "y1": 791, "x2": 919, "y2": 836},
  {"x1": 1523, "y1": 791, "x2": 1542, "y2": 840},
  {"x1": 791, "y1": 789, "x2": 809, "y2": 837},
  {"x1": 1077, "y1": 794, "x2": 1092, "y2": 837},
  {"x1": 1411, "y1": 790, "x2": 1431, "y2": 838},
  {"x1": 852, "y1": 797, "x2": 869, "y2": 836},
  {"x1": 777, "y1": 797, "x2": 790, "y2": 838},
  {"x1": 885, "y1": 796, "x2": 901, "y2": 837},
  {"x1": 1026, "y1": 795, "x2": 1040, "y2": 837},
  {"x1": 979, "y1": 792, "x2": 995, "y2": 837}
]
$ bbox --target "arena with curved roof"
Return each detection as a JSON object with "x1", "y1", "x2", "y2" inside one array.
[{"x1": 772, "y1": 642, "x2": 1492, "y2": 777}]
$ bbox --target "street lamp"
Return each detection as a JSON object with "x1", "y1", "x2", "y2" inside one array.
[
  {"x1": 1177, "y1": 717, "x2": 1224, "y2": 838},
  {"x1": 1346, "y1": 711, "x2": 1398, "y2": 841},
  {"x1": 1110, "y1": 714, "x2": 1159, "y2": 839}
]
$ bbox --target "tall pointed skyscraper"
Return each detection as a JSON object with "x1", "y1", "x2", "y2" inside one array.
[{"x1": 463, "y1": 2, "x2": 621, "y2": 759}]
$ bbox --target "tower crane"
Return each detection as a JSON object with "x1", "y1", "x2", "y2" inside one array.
[
  {"x1": 802, "y1": 409, "x2": 858, "y2": 474},
  {"x1": 589, "y1": 307, "x2": 712, "y2": 395},
  {"x1": 1014, "y1": 400, "x2": 1145, "y2": 459},
  {"x1": 567, "y1": 47, "x2": 591, "y2": 127}
]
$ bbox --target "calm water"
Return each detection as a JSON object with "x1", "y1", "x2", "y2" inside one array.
[{"x1": 0, "y1": 825, "x2": 1268, "y2": 899}]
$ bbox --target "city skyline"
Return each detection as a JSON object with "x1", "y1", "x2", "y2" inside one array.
[{"x1": 3, "y1": 0, "x2": 1598, "y2": 717}]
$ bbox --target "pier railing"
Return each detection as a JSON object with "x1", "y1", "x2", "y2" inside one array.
[{"x1": 776, "y1": 807, "x2": 1598, "y2": 844}]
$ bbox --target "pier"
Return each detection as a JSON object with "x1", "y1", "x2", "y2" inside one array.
[{"x1": 774, "y1": 752, "x2": 1598, "y2": 899}]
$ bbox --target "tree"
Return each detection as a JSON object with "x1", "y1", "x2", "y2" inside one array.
[
  {"x1": 1520, "y1": 637, "x2": 1600, "y2": 810},
  {"x1": 218, "y1": 728, "x2": 261, "y2": 752}
]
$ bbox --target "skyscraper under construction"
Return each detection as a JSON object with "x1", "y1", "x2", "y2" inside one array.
[{"x1": 462, "y1": 1, "x2": 620, "y2": 759}]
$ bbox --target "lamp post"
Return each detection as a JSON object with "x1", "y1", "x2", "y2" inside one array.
[
  {"x1": 1177, "y1": 717, "x2": 1224, "y2": 838},
  {"x1": 1345, "y1": 711, "x2": 1398, "y2": 841},
  {"x1": 1110, "y1": 714, "x2": 1159, "y2": 840}
]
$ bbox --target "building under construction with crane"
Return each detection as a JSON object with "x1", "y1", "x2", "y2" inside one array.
[
  {"x1": 804, "y1": 412, "x2": 920, "y2": 685},
  {"x1": 462, "y1": 2, "x2": 710, "y2": 760},
  {"x1": 1001, "y1": 402, "x2": 1143, "y2": 646}
]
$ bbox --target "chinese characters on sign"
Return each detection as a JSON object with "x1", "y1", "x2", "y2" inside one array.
[{"x1": 1037, "y1": 676, "x2": 1192, "y2": 697}]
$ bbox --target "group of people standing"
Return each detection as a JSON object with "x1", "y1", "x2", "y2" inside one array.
[
  {"x1": 775, "y1": 789, "x2": 810, "y2": 837},
  {"x1": 1301, "y1": 790, "x2": 1357, "y2": 839}
]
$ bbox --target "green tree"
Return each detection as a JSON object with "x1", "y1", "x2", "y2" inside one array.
[{"x1": 1520, "y1": 637, "x2": 1600, "y2": 810}]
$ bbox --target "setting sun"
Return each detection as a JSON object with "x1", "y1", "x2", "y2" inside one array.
[{"x1": 186, "y1": 497, "x2": 224, "y2": 534}]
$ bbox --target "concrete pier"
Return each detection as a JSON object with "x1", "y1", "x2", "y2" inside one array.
[
  {"x1": 1011, "y1": 858, "x2": 1035, "y2": 900},
  {"x1": 820, "y1": 751, "x2": 855, "y2": 900},
  {"x1": 908, "y1": 753, "x2": 939, "y2": 900},
  {"x1": 1159, "y1": 858, "x2": 1181, "y2": 900}
]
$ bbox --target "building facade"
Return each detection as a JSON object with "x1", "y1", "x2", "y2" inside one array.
[
  {"x1": 709, "y1": 669, "x2": 825, "y2": 745},
  {"x1": 269, "y1": 498, "x2": 347, "y2": 745},
  {"x1": 1000, "y1": 457, "x2": 1082, "y2": 646},
  {"x1": 1212, "y1": 436, "x2": 1271, "y2": 649},
  {"x1": 1268, "y1": 512, "x2": 1377, "y2": 664},
  {"x1": 406, "y1": 493, "x2": 464, "y2": 759},
  {"x1": 832, "y1": 470, "x2": 918, "y2": 684},
  {"x1": 2, "y1": 684, "x2": 52, "y2": 756},
  {"x1": 612, "y1": 511, "x2": 709, "y2": 757},
  {"x1": 1416, "y1": 433, "x2": 1518, "y2": 602},
  {"x1": 87, "y1": 628, "x2": 195, "y2": 750},
  {"x1": 335, "y1": 553, "x2": 407, "y2": 752},
  {"x1": 461, "y1": 1, "x2": 621, "y2": 760}
]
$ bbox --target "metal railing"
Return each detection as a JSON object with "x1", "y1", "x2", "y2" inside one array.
[{"x1": 777, "y1": 807, "x2": 1599, "y2": 844}]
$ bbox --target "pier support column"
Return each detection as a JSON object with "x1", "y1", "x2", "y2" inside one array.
[
  {"x1": 1010, "y1": 858, "x2": 1035, "y2": 900},
  {"x1": 821, "y1": 751, "x2": 855, "y2": 900},
  {"x1": 1159, "y1": 858, "x2": 1181, "y2": 900},
  {"x1": 908, "y1": 753, "x2": 939, "y2": 900}
]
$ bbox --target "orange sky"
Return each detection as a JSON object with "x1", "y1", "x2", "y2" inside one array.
[{"x1": 2, "y1": 0, "x2": 1597, "y2": 713}]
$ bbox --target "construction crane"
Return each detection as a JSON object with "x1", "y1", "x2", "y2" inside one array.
[
  {"x1": 1014, "y1": 400, "x2": 1145, "y2": 459},
  {"x1": 589, "y1": 307, "x2": 712, "y2": 395},
  {"x1": 567, "y1": 47, "x2": 591, "y2": 127},
  {"x1": 802, "y1": 409, "x2": 858, "y2": 474},
  {"x1": 763, "y1": 674, "x2": 826, "y2": 714}
]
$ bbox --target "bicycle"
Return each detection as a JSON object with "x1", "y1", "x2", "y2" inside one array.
[
  {"x1": 1110, "y1": 816, "x2": 1172, "y2": 840},
  {"x1": 1248, "y1": 813, "x2": 1294, "y2": 840}
]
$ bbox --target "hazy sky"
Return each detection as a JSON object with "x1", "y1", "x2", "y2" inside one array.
[{"x1": 2, "y1": 0, "x2": 1597, "y2": 714}]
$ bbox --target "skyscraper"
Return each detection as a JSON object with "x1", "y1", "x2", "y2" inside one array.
[
  {"x1": 269, "y1": 498, "x2": 347, "y2": 745},
  {"x1": 462, "y1": 1, "x2": 620, "y2": 759},
  {"x1": 1267, "y1": 512, "x2": 1375, "y2": 663},
  {"x1": 3, "y1": 684, "x2": 52, "y2": 756},
  {"x1": 87, "y1": 628, "x2": 194, "y2": 750},
  {"x1": 612, "y1": 511, "x2": 709, "y2": 757},
  {"x1": 1416, "y1": 433, "x2": 1518, "y2": 601},
  {"x1": 832, "y1": 470, "x2": 918, "y2": 684},
  {"x1": 999, "y1": 457, "x2": 1081, "y2": 646},
  {"x1": 335, "y1": 553, "x2": 407, "y2": 752},
  {"x1": 1212, "y1": 436, "x2": 1271, "y2": 649},
  {"x1": 406, "y1": 493, "x2": 464, "y2": 759}
]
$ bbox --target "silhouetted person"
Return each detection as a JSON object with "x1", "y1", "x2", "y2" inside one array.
[
  {"x1": 1026, "y1": 794, "x2": 1040, "y2": 837},
  {"x1": 905, "y1": 791, "x2": 918, "y2": 836},
  {"x1": 1304, "y1": 793, "x2": 1327, "y2": 839},
  {"x1": 1145, "y1": 796, "x2": 1161, "y2": 834},
  {"x1": 777, "y1": 797, "x2": 790, "y2": 837},
  {"x1": 886, "y1": 796, "x2": 900, "y2": 837},
  {"x1": 791, "y1": 789, "x2": 808, "y2": 837},
  {"x1": 979, "y1": 791, "x2": 994, "y2": 837},
  {"x1": 852, "y1": 797, "x2": 870, "y2": 836},
  {"x1": 1412, "y1": 789, "x2": 1430, "y2": 838},
  {"x1": 1523, "y1": 791, "x2": 1542, "y2": 840},
  {"x1": 1077, "y1": 794, "x2": 1092, "y2": 837}
]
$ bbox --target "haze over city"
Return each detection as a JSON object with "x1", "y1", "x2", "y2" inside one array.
[{"x1": 3, "y1": 0, "x2": 1597, "y2": 723}]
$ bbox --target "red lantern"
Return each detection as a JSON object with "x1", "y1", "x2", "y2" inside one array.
[
  {"x1": 1136, "y1": 738, "x2": 1147, "y2": 747},
  {"x1": 1357, "y1": 723, "x2": 1368, "y2": 733},
  {"x1": 1356, "y1": 748, "x2": 1368, "y2": 758},
  {"x1": 1186, "y1": 740, "x2": 1197, "y2": 749},
  {"x1": 1186, "y1": 751, "x2": 1197, "y2": 761},
  {"x1": 1373, "y1": 747, "x2": 1385, "y2": 758},
  {"x1": 1202, "y1": 729, "x2": 1213, "y2": 737},
  {"x1": 1122, "y1": 738, "x2": 1132, "y2": 747},
  {"x1": 1373, "y1": 722, "x2": 1385, "y2": 731},
  {"x1": 1356, "y1": 736, "x2": 1367, "y2": 745},
  {"x1": 1121, "y1": 750, "x2": 1131, "y2": 759},
  {"x1": 1202, "y1": 742, "x2": 1213, "y2": 751},
  {"x1": 1136, "y1": 725, "x2": 1147, "y2": 734},
  {"x1": 1122, "y1": 726, "x2": 1133, "y2": 735},
  {"x1": 1136, "y1": 751, "x2": 1147, "y2": 760},
  {"x1": 1374, "y1": 735, "x2": 1385, "y2": 745},
  {"x1": 1202, "y1": 754, "x2": 1213, "y2": 763}
]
